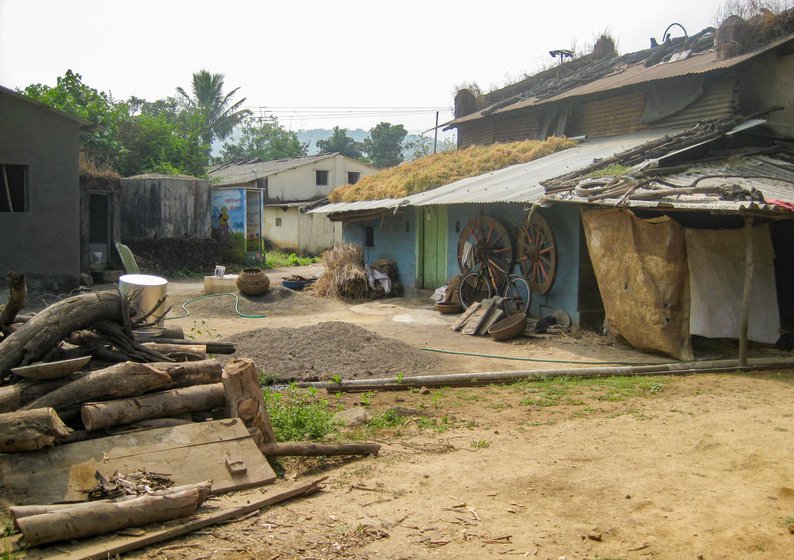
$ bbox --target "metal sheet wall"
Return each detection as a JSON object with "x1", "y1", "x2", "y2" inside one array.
[
  {"x1": 566, "y1": 89, "x2": 646, "y2": 138},
  {"x1": 652, "y1": 75, "x2": 738, "y2": 129}
]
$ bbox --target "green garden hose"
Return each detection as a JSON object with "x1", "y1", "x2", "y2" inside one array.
[
  {"x1": 420, "y1": 347, "x2": 653, "y2": 366},
  {"x1": 165, "y1": 292, "x2": 267, "y2": 320}
]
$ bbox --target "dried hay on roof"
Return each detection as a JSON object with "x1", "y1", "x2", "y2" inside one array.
[
  {"x1": 309, "y1": 243, "x2": 368, "y2": 299},
  {"x1": 328, "y1": 137, "x2": 576, "y2": 203}
]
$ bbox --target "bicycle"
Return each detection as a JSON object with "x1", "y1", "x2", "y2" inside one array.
[{"x1": 458, "y1": 251, "x2": 532, "y2": 316}]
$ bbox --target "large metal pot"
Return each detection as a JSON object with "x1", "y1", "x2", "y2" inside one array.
[{"x1": 119, "y1": 274, "x2": 168, "y2": 326}]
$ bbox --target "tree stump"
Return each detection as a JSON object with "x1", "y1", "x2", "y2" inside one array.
[{"x1": 222, "y1": 358, "x2": 276, "y2": 451}]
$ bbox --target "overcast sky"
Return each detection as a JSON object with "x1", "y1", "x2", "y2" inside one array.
[{"x1": 1, "y1": 0, "x2": 728, "y2": 136}]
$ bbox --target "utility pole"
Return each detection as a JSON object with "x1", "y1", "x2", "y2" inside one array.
[{"x1": 433, "y1": 111, "x2": 439, "y2": 154}]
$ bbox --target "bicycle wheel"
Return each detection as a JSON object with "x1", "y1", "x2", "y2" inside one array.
[
  {"x1": 459, "y1": 272, "x2": 492, "y2": 310},
  {"x1": 503, "y1": 275, "x2": 531, "y2": 316}
]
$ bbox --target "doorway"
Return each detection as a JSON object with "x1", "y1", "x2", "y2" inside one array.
[{"x1": 416, "y1": 206, "x2": 447, "y2": 289}]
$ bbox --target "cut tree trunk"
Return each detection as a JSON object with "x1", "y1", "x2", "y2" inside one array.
[
  {"x1": 10, "y1": 481, "x2": 213, "y2": 519},
  {"x1": 260, "y1": 442, "x2": 381, "y2": 456},
  {"x1": 0, "y1": 408, "x2": 72, "y2": 452},
  {"x1": 81, "y1": 383, "x2": 226, "y2": 431},
  {"x1": 136, "y1": 338, "x2": 236, "y2": 355},
  {"x1": 22, "y1": 360, "x2": 223, "y2": 415},
  {"x1": 0, "y1": 292, "x2": 124, "y2": 379},
  {"x1": 0, "y1": 272, "x2": 26, "y2": 331},
  {"x1": 222, "y1": 358, "x2": 276, "y2": 450},
  {"x1": 0, "y1": 375, "x2": 85, "y2": 414},
  {"x1": 12, "y1": 483, "x2": 210, "y2": 547}
]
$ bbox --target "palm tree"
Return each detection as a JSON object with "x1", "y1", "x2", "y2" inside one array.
[{"x1": 176, "y1": 70, "x2": 252, "y2": 145}]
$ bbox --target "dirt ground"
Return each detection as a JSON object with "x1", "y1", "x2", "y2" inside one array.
[{"x1": 5, "y1": 267, "x2": 794, "y2": 559}]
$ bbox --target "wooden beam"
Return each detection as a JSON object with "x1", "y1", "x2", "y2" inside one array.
[{"x1": 739, "y1": 215, "x2": 754, "y2": 367}]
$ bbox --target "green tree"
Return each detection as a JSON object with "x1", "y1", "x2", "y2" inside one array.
[
  {"x1": 119, "y1": 99, "x2": 209, "y2": 177},
  {"x1": 363, "y1": 122, "x2": 408, "y2": 168},
  {"x1": 176, "y1": 70, "x2": 252, "y2": 145},
  {"x1": 316, "y1": 126, "x2": 364, "y2": 159},
  {"x1": 21, "y1": 70, "x2": 128, "y2": 168},
  {"x1": 219, "y1": 117, "x2": 307, "y2": 162}
]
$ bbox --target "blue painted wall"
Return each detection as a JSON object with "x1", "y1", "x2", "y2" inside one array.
[{"x1": 342, "y1": 202, "x2": 590, "y2": 324}]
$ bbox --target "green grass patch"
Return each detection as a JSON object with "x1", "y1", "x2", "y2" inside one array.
[
  {"x1": 587, "y1": 163, "x2": 633, "y2": 178},
  {"x1": 265, "y1": 250, "x2": 320, "y2": 269},
  {"x1": 367, "y1": 409, "x2": 407, "y2": 430},
  {"x1": 471, "y1": 439, "x2": 491, "y2": 449},
  {"x1": 262, "y1": 385, "x2": 339, "y2": 441}
]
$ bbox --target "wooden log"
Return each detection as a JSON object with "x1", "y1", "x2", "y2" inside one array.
[
  {"x1": 141, "y1": 342, "x2": 206, "y2": 360},
  {"x1": 13, "y1": 477, "x2": 326, "y2": 560},
  {"x1": 0, "y1": 272, "x2": 26, "y2": 330},
  {"x1": 222, "y1": 358, "x2": 276, "y2": 448},
  {"x1": 81, "y1": 383, "x2": 225, "y2": 431},
  {"x1": 22, "y1": 360, "x2": 223, "y2": 415},
  {"x1": 0, "y1": 292, "x2": 124, "y2": 379},
  {"x1": 0, "y1": 408, "x2": 71, "y2": 452},
  {"x1": 13, "y1": 484, "x2": 210, "y2": 547},
  {"x1": 0, "y1": 376, "x2": 83, "y2": 413},
  {"x1": 260, "y1": 442, "x2": 381, "y2": 456},
  {"x1": 135, "y1": 337, "x2": 236, "y2": 354},
  {"x1": 10, "y1": 481, "x2": 213, "y2": 519}
]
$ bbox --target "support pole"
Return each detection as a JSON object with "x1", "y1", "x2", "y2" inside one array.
[
  {"x1": 738, "y1": 215, "x2": 754, "y2": 366},
  {"x1": 2, "y1": 164, "x2": 13, "y2": 212},
  {"x1": 433, "y1": 111, "x2": 439, "y2": 154}
]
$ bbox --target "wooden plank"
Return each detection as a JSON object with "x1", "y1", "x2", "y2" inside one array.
[
  {"x1": 17, "y1": 477, "x2": 327, "y2": 560},
  {"x1": 477, "y1": 299, "x2": 505, "y2": 336},
  {"x1": 451, "y1": 302, "x2": 480, "y2": 331},
  {"x1": 0, "y1": 419, "x2": 276, "y2": 506},
  {"x1": 462, "y1": 298, "x2": 496, "y2": 335}
]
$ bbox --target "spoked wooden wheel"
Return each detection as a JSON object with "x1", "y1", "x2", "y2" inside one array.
[
  {"x1": 517, "y1": 213, "x2": 558, "y2": 295},
  {"x1": 456, "y1": 216, "x2": 513, "y2": 286}
]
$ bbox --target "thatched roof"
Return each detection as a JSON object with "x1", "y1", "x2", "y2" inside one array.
[{"x1": 328, "y1": 137, "x2": 576, "y2": 203}]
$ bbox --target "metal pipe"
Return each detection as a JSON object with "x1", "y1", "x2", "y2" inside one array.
[{"x1": 302, "y1": 356, "x2": 794, "y2": 392}]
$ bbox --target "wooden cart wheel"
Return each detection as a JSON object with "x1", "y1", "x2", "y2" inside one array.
[
  {"x1": 456, "y1": 216, "x2": 513, "y2": 286},
  {"x1": 517, "y1": 213, "x2": 557, "y2": 295}
]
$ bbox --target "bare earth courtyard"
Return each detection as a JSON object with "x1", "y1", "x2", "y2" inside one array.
[{"x1": 105, "y1": 270, "x2": 794, "y2": 560}]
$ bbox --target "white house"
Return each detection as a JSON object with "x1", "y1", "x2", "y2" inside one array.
[{"x1": 209, "y1": 153, "x2": 377, "y2": 255}]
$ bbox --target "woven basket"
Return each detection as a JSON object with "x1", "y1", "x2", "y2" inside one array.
[{"x1": 236, "y1": 268, "x2": 270, "y2": 296}]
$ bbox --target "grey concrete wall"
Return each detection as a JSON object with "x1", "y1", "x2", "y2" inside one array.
[
  {"x1": 121, "y1": 176, "x2": 211, "y2": 239},
  {"x1": 0, "y1": 90, "x2": 82, "y2": 289}
]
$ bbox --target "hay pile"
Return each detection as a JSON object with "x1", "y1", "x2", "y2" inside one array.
[
  {"x1": 329, "y1": 137, "x2": 576, "y2": 202},
  {"x1": 310, "y1": 244, "x2": 368, "y2": 299}
]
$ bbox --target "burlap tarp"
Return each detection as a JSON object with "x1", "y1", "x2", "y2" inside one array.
[{"x1": 582, "y1": 209, "x2": 693, "y2": 360}]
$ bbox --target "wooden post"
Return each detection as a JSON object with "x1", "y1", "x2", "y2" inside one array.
[
  {"x1": 739, "y1": 215, "x2": 754, "y2": 367},
  {"x1": 222, "y1": 358, "x2": 276, "y2": 450}
]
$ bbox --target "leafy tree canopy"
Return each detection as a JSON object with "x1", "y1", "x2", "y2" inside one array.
[
  {"x1": 316, "y1": 126, "x2": 364, "y2": 159},
  {"x1": 219, "y1": 117, "x2": 307, "y2": 162},
  {"x1": 363, "y1": 122, "x2": 408, "y2": 168},
  {"x1": 176, "y1": 70, "x2": 252, "y2": 145},
  {"x1": 22, "y1": 70, "x2": 128, "y2": 168}
]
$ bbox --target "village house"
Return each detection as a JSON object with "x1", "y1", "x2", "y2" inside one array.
[
  {"x1": 0, "y1": 85, "x2": 93, "y2": 291},
  {"x1": 311, "y1": 14, "x2": 794, "y2": 348},
  {"x1": 208, "y1": 154, "x2": 377, "y2": 261}
]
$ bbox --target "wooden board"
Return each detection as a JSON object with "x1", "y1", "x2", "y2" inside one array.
[
  {"x1": 15, "y1": 477, "x2": 326, "y2": 560},
  {"x1": 462, "y1": 298, "x2": 496, "y2": 335},
  {"x1": 0, "y1": 418, "x2": 276, "y2": 506},
  {"x1": 451, "y1": 302, "x2": 480, "y2": 331},
  {"x1": 12, "y1": 357, "x2": 91, "y2": 381},
  {"x1": 477, "y1": 304, "x2": 505, "y2": 336}
]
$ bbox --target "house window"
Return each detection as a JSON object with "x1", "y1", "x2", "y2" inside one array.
[
  {"x1": 347, "y1": 172, "x2": 360, "y2": 184},
  {"x1": 364, "y1": 226, "x2": 374, "y2": 247},
  {"x1": 0, "y1": 164, "x2": 29, "y2": 212},
  {"x1": 316, "y1": 170, "x2": 329, "y2": 186},
  {"x1": 275, "y1": 218, "x2": 282, "y2": 227}
]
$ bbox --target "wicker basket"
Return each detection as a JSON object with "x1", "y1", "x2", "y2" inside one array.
[{"x1": 236, "y1": 268, "x2": 270, "y2": 296}]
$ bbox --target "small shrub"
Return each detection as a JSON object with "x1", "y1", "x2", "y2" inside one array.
[{"x1": 262, "y1": 387, "x2": 339, "y2": 441}]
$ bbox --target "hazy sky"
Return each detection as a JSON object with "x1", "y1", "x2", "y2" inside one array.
[{"x1": 0, "y1": 0, "x2": 728, "y2": 136}]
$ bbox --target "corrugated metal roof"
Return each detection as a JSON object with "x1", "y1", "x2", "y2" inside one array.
[
  {"x1": 447, "y1": 32, "x2": 794, "y2": 126},
  {"x1": 309, "y1": 130, "x2": 671, "y2": 214},
  {"x1": 209, "y1": 154, "x2": 337, "y2": 187}
]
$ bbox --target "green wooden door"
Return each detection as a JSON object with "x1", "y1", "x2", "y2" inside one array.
[{"x1": 416, "y1": 206, "x2": 448, "y2": 289}]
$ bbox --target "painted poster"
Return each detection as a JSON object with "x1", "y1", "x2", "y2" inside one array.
[{"x1": 212, "y1": 188, "x2": 246, "y2": 263}]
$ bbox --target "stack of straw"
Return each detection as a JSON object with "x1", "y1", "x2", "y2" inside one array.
[{"x1": 310, "y1": 243, "x2": 368, "y2": 299}]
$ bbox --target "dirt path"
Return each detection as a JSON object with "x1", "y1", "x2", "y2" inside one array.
[{"x1": 125, "y1": 371, "x2": 794, "y2": 560}]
